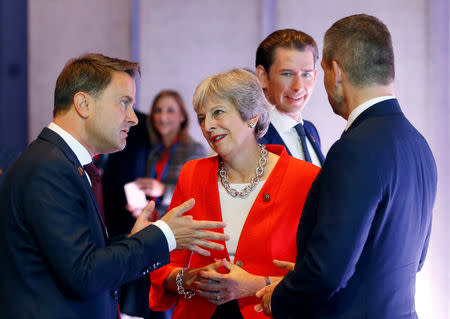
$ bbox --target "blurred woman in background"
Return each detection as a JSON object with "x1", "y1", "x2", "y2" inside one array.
[{"x1": 132, "y1": 89, "x2": 206, "y2": 219}]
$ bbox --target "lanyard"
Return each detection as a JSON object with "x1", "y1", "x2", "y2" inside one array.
[{"x1": 149, "y1": 137, "x2": 179, "y2": 203}]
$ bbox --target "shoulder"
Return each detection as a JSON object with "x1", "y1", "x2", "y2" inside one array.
[
  {"x1": 284, "y1": 154, "x2": 321, "y2": 179},
  {"x1": 179, "y1": 156, "x2": 217, "y2": 176},
  {"x1": 178, "y1": 137, "x2": 207, "y2": 157}
]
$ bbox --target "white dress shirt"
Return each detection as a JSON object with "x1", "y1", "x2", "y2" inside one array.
[
  {"x1": 47, "y1": 122, "x2": 176, "y2": 251},
  {"x1": 270, "y1": 108, "x2": 321, "y2": 167}
]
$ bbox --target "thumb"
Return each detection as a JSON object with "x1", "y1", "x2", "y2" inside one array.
[
  {"x1": 172, "y1": 198, "x2": 195, "y2": 217},
  {"x1": 141, "y1": 200, "x2": 155, "y2": 220}
]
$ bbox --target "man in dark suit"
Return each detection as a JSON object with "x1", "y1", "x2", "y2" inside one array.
[
  {"x1": 0, "y1": 53, "x2": 228, "y2": 319},
  {"x1": 0, "y1": 145, "x2": 19, "y2": 189},
  {"x1": 256, "y1": 29, "x2": 325, "y2": 166},
  {"x1": 256, "y1": 14, "x2": 437, "y2": 318}
]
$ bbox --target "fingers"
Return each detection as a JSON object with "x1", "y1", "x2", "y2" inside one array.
[
  {"x1": 171, "y1": 198, "x2": 196, "y2": 217},
  {"x1": 193, "y1": 220, "x2": 227, "y2": 230},
  {"x1": 273, "y1": 259, "x2": 295, "y2": 271},
  {"x1": 141, "y1": 200, "x2": 155, "y2": 219},
  {"x1": 255, "y1": 286, "x2": 266, "y2": 298},
  {"x1": 193, "y1": 230, "x2": 229, "y2": 241},
  {"x1": 254, "y1": 303, "x2": 263, "y2": 312},
  {"x1": 189, "y1": 245, "x2": 213, "y2": 256}
]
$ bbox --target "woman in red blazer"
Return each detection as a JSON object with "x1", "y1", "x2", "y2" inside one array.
[{"x1": 149, "y1": 69, "x2": 320, "y2": 319}]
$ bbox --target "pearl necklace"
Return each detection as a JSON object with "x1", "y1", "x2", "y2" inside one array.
[{"x1": 218, "y1": 144, "x2": 268, "y2": 198}]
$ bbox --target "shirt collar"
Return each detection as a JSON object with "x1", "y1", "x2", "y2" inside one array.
[
  {"x1": 48, "y1": 122, "x2": 92, "y2": 166},
  {"x1": 345, "y1": 96, "x2": 396, "y2": 131},
  {"x1": 270, "y1": 107, "x2": 304, "y2": 133}
]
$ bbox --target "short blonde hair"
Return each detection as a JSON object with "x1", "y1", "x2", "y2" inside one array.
[{"x1": 193, "y1": 69, "x2": 271, "y2": 139}]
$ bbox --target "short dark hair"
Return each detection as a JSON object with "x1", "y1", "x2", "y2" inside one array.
[
  {"x1": 53, "y1": 53, "x2": 140, "y2": 116},
  {"x1": 323, "y1": 14, "x2": 395, "y2": 86},
  {"x1": 255, "y1": 29, "x2": 319, "y2": 73},
  {"x1": 147, "y1": 90, "x2": 190, "y2": 143}
]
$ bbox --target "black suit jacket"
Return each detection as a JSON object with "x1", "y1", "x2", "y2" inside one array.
[
  {"x1": 102, "y1": 110, "x2": 151, "y2": 237},
  {"x1": 271, "y1": 99, "x2": 437, "y2": 318},
  {"x1": 0, "y1": 128, "x2": 170, "y2": 319},
  {"x1": 258, "y1": 120, "x2": 325, "y2": 165}
]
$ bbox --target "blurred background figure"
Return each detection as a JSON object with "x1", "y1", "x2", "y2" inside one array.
[
  {"x1": 131, "y1": 90, "x2": 206, "y2": 219},
  {"x1": 122, "y1": 90, "x2": 206, "y2": 319},
  {"x1": 149, "y1": 69, "x2": 319, "y2": 319}
]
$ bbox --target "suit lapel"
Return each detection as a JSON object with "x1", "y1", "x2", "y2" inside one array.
[{"x1": 38, "y1": 128, "x2": 109, "y2": 239}]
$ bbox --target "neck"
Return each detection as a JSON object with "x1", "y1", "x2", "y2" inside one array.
[
  {"x1": 221, "y1": 140, "x2": 261, "y2": 183},
  {"x1": 54, "y1": 112, "x2": 96, "y2": 157},
  {"x1": 277, "y1": 107, "x2": 302, "y2": 122},
  {"x1": 341, "y1": 82, "x2": 394, "y2": 120},
  {"x1": 162, "y1": 131, "x2": 179, "y2": 148}
]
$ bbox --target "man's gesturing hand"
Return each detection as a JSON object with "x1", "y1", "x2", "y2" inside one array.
[{"x1": 161, "y1": 199, "x2": 229, "y2": 256}]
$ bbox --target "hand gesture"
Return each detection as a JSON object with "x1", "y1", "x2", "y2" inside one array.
[
  {"x1": 161, "y1": 199, "x2": 229, "y2": 256},
  {"x1": 129, "y1": 200, "x2": 156, "y2": 236},
  {"x1": 255, "y1": 282, "x2": 276, "y2": 317},
  {"x1": 195, "y1": 259, "x2": 263, "y2": 305},
  {"x1": 273, "y1": 259, "x2": 295, "y2": 271}
]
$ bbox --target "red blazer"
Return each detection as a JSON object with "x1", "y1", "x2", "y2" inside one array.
[{"x1": 149, "y1": 145, "x2": 320, "y2": 319}]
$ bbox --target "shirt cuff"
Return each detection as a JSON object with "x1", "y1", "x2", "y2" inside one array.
[{"x1": 153, "y1": 220, "x2": 176, "y2": 251}]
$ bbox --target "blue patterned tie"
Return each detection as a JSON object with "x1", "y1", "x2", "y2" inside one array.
[{"x1": 294, "y1": 123, "x2": 312, "y2": 163}]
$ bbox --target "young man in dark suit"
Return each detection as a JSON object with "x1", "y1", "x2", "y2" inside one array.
[
  {"x1": 256, "y1": 14, "x2": 437, "y2": 318},
  {"x1": 0, "y1": 54, "x2": 228, "y2": 319},
  {"x1": 256, "y1": 29, "x2": 325, "y2": 166}
]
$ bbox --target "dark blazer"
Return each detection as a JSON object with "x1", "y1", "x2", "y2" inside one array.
[
  {"x1": 258, "y1": 120, "x2": 325, "y2": 165},
  {"x1": 271, "y1": 99, "x2": 437, "y2": 319},
  {"x1": 0, "y1": 145, "x2": 19, "y2": 189},
  {"x1": 0, "y1": 128, "x2": 170, "y2": 319}
]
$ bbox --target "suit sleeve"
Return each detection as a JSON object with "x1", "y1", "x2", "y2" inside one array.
[
  {"x1": 149, "y1": 164, "x2": 194, "y2": 310},
  {"x1": 23, "y1": 158, "x2": 170, "y2": 297},
  {"x1": 271, "y1": 140, "x2": 382, "y2": 318}
]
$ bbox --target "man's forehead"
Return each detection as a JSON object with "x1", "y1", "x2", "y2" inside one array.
[{"x1": 271, "y1": 47, "x2": 315, "y2": 69}]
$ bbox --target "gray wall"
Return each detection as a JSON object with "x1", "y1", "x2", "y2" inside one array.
[{"x1": 27, "y1": 1, "x2": 450, "y2": 317}]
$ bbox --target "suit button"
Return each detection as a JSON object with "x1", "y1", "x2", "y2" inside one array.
[
  {"x1": 111, "y1": 289, "x2": 119, "y2": 300},
  {"x1": 236, "y1": 260, "x2": 243, "y2": 267}
]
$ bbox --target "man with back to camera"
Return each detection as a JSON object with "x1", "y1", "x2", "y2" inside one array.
[
  {"x1": 256, "y1": 29, "x2": 325, "y2": 166},
  {"x1": 0, "y1": 53, "x2": 228, "y2": 319},
  {"x1": 256, "y1": 14, "x2": 437, "y2": 318}
]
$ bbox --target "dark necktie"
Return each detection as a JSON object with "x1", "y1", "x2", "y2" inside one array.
[
  {"x1": 294, "y1": 123, "x2": 312, "y2": 163},
  {"x1": 83, "y1": 162, "x2": 105, "y2": 223}
]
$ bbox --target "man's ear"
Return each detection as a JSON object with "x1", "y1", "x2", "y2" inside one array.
[
  {"x1": 255, "y1": 65, "x2": 269, "y2": 89},
  {"x1": 73, "y1": 92, "x2": 91, "y2": 118},
  {"x1": 331, "y1": 61, "x2": 342, "y2": 88}
]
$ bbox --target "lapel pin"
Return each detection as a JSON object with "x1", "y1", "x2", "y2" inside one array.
[
  {"x1": 263, "y1": 193, "x2": 271, "y2": 202},
  {"x1": 78, "y1": 166, "x2": 84, "y2": 176}
]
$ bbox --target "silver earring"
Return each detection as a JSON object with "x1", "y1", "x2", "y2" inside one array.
[{"x1": 248, "y1": 122, "x2": 255, "y2": 128}]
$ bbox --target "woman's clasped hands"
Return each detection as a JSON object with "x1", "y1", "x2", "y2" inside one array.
[{"x1": 193, "y1": 258, "x2": 265, "y2": 305}]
